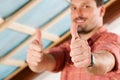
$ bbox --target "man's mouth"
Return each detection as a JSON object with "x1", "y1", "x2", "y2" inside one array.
[
  {"x1": 76, "y1": 19, "x2": 86, "y2": 23},
  {"x1": 74, "y1": 18, "x2": 87, "y2": 24}
]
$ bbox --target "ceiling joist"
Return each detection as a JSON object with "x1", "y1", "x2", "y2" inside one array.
[
  {"x1": 0, "y1": 59, "x2": 26, "y2": 66},
  {"x1": 0, "y1": 0, "x2": 40, "y2": 31}
]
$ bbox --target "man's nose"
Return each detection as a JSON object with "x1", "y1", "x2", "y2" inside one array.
[{"x1": 74, "y1": 9, "x2": 82, "y2": 18}]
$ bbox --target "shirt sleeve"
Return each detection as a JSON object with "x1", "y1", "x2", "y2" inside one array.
[
  {"x1": 48, "y1": 41, "x2": 70, "y2": 72},
  {"x1": 92, "y1": 33, "x2": 120, "y2": 72}
]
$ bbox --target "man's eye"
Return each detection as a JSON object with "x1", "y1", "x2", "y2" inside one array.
[
  {"x1": 71, "y1": 6, "x2": 76, "y2": 10},
  {"x1": 83, "y1": 5, "x2": 89, "y2": 9}
]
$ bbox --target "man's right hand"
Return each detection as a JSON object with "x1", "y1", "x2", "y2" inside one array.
[{"x1": 26, "y1": 29, "x2": 43, "y2": 66}]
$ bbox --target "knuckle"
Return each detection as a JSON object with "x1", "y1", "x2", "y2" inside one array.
[
  {"x1": 29, "y1": 43, "x2": 35, "y2": 49},
  {"x1": 32, "y1": 40, "x2": 38, "y2": 44},
  {"x1": 26, "y1": 59, "x2": 29, "y2": 63},
  {"x1": 71, "y1": 57, "x2": 74, "y2": 62},
  {"x1": 74, "y1": 63, "x2": 80, "y2": 68},
  {"x1": 72, "y1": 57, "x2": 77, "y2": 63},
  {"x1": 70, "y1": 52, "x2": 73, "y2": 57}
]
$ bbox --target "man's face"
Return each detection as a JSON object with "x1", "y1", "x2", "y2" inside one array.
[{"x1": 71, "y1": 0, "x2": 105, "y2": 34}]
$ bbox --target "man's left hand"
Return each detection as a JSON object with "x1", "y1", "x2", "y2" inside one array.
[{"x1": 70, "y1": 23, "x2": 92, "y2": 68}]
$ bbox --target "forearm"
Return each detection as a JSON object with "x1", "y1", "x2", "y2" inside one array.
[
  {"x1": 28, "y1": 54, "x2": 56, "y2": 73},
  {"x1": 86, "y1": 50, "x2": 115, "y2": 75}
]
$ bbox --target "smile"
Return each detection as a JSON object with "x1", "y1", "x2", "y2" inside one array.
[{"x1": 76, "y1": 19, "x2": 85, "y2": 23}]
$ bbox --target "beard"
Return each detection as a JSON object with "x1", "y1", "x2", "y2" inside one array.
[
  {"x1": 72, "y1": 16, "x2": 98, "y2": 34},
  {"x1": 77, "y1": 25, "x2": 94, "y2": 34},
  {"x1": 73, "y1": 17, "x2": 93, "y2": 34}
]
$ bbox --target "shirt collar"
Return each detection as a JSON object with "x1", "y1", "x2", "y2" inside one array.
[{"x1": 90, "y1": 26, "x2": 107, "y2": 42}]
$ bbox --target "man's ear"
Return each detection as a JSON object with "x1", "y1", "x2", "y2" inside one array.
[{"x1": 100, "y1": 5, "x2": 106, "y2": 17}]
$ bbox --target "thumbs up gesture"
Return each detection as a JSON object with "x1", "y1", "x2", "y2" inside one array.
[
  {"x1": 70, "y1": 23, "x2": 92, "y2": 68},
  {"x1": 26, "y1": 29, "x2": 43, "y2": 66}
]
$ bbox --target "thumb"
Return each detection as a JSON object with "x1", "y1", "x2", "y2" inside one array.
[
  {"x1": 70, "y1": 23, "x2": 79, "y2": 39},
  {"x1": 35, "y1": 29, "x2": 42, "y2": 43}
]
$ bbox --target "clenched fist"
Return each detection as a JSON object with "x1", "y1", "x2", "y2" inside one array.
[
  {"x1": 26, "y1": 29, "x2": 43, "y2": 66},
  {"x1": 70, "y1": 23, "x2": 92, "y2": 68}
]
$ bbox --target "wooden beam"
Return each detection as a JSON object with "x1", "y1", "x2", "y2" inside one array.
[
  {"x1": 105, "y1": 0, "x2": 116, "y2": 7},
  {"x1": 104, "y1": 0, "x2": 120, "y2": 24},
  {"x1": 9, "y1": 22, "x2": 35, "y2": 35},
  {"x1": 5, "y1": 64, "x2": 27, "y2": 80},
  {"x1": 0, "y1": 34, "x2": 36, "y2": 80},
  {"x1": 0, "y1": 8, "x2": 70, "y2": 41},
  {"x1": 0, "y1": 59, "x2": 26, "y2": 66},
  {"x1": 0, "y1": 28, "x2": 68, "y2": 80},
  {"x1": 10, "y1": 22, "x2": 60, "y2": 41},
  {"x1": 42, "y1": 7, "x2": 70, "y2": 31},
  {"x1": 9, "y1": 21, "x2": 60, "y2": 41},
  {"x1": 0, "y1": 18, "x2": 35, "y2": 35},
  {"x1": 45, "y1": 31, "x2": 70, "y2": 50},
  {"x1": 0, "y1": 0, "x2": 40, "y2": 31},
  {"x1": 0, "y1": 18, "x2": 59, "y2": 41},
  {"x1": 42, "y1": 31, "x2": 59, "y2": 41}
]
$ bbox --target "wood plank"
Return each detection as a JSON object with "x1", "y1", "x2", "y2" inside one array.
[
  {"x1": 0, "y1": 59, "x2": 26, "y2": 66},
  {"x1": 104, "y1": 0, "x2": 120, "y2": 24},
  {"x1": 0, "y1": 0, "x2": 41, "y2": 31},
  {"x1": 0, "y1": 18, "x2": 59, "y2": 41},
  {"x1": 42, "y1": 7, "x2": 70, "y2": 31},
  {"x1": 45, "y1": 31, "x2": 70, "y2": 50},
  {"x1": 9, "y1": 22, "x2": 35, "y2": 35},
  {"x1": 5, "y1": 64, "x2": 27, "y2": 80},
  {"x1": 105, "y1": 0, "x2": 116, "y2": 7},
  {"x1": 42, "y1": 31, "x2": 59, "y2": 41}
]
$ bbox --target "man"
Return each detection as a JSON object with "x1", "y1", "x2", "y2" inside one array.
[{"x1": 26, "y1": 0, "x2": 120, "y2": 80}]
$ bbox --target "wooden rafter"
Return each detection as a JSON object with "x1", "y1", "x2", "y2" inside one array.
[
  {"x1": 0, "y1": 7, "x2": 70, "y2": 65},
  {"x1": 0, "y1": 0, "x2": 40, "y2": 31},
  {"x1": 0, "y1": 18, "x2": 59, "y2": 41},
  {"x1": 105, "y1": 0, "x2": 116, "y2": 7},
  {"x1": 42, "y1": 8, "x2": 70, "y2": 31},
  {"x1": 0, "y1": 7, "x2": 70, "y2": 41},
  {"x1": 0, "y1": 59, "x2": 26, "y2": 66}
]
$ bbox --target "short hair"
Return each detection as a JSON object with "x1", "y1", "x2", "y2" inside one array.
[
  {"x1": 69, "y1": 0, "x2": 104, "y2": 7},
  {"x1": 95, "y1": 0, "x2": 104, "y2": 7}
]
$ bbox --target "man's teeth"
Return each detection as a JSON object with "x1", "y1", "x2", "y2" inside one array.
[{"x1": 76, "y1": 19, "x2": 85, "y2": 23}]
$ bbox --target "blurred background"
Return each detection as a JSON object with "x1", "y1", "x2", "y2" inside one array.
[{"x1": 0, "y1": 0, "x2": 120, "y2": 80}]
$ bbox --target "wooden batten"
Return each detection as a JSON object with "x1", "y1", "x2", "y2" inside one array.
[
  {"x1": 5, "y1": 64, "x2": 27, "y2": 80},
  {"x1": 0, "y1": 0, "x2": 40, "y2": 31},
  {"x1": 105, "y1": 0, "x2": 116, "y2": 7},
  {"x1": 41, "y1": 7, "x2": 70, "y2": 31},
  {"x1": 0, "y1": 59, "x2": 26, "y2": 66}
]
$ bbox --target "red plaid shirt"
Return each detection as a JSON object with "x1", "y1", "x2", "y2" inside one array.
[{"x1": 50, "y1": 27, "x2": 120, "y2": 80}]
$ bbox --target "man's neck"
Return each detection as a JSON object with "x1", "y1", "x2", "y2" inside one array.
[{"x1": 79, "y1": 27, "x2": 100, "y2": 40}]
